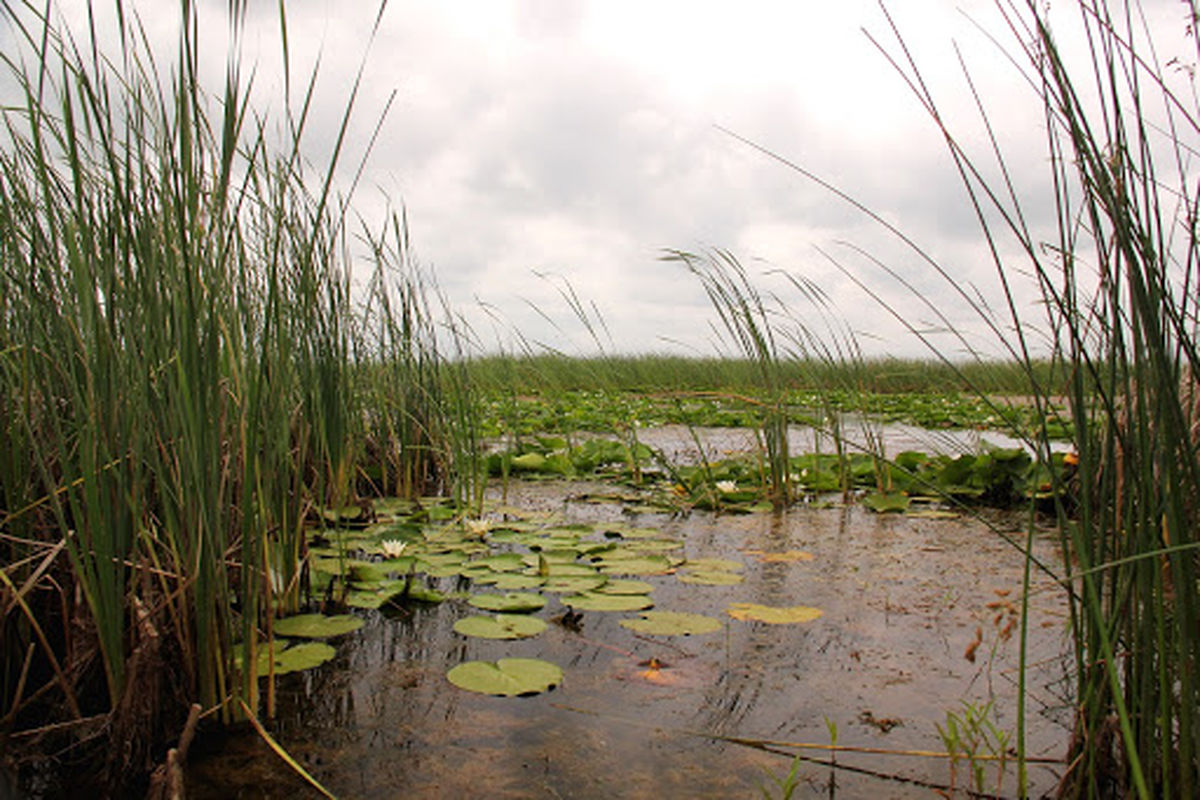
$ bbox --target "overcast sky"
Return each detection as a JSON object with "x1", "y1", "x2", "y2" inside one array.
[{"x1": 8, "y1": 1, "x2": 1197, "y2": 359}]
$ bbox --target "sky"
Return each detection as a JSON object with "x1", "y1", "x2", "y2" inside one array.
[{"x1": 5, "y1": 1, "x2": 1198, "y2": 359}]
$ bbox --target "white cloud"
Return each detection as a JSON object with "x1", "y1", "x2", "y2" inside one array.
[{"x1": 7, "y1": 0, "x2": 1198, "y2": 359}]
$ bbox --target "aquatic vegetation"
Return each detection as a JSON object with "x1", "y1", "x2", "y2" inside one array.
[
  {"x1": 452, "y1": 614, "x2": 548, "y2": 640},
  {"x1": 446, "y1": 658, "x2": 564, "y2": 697},
  {"x1": 726, "y1": 604, "x2": 823, "y2": 625},
  {"x1": 272, "y1": 614, "x2": 364, "y2": 640},
  {"x1": 619, "y1": 611, "x2": 724, "y2": 636}
]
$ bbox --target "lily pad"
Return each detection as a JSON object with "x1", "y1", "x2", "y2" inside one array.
[
  {"x1": 467, "y1": 592, "x2": 546, "y2": 613},
  {"x1": 562, "y1": 592, "x2": 654, "y2": 612},
  {"x1": 258, "y1": 641, "x2": 337, "y2": 676},
  {"x1": 862, "y1": 491, "x2": 911, "y2": 513},
  {"x1": 619, "y1": 611, "x2": 722, "y2": 636},
  {"x1": 595, "y1": 579, "x2": 654, "y2": 595},
  {"x1": 677, "y1": 570, "x2": 744, "y2": 586},
  {"x1": 446, "y1": 657, "x2": 563, "y2": 696},
  {"x1": 453, "y1": 614, "x2": 548, "y2": 640},
  {"x1": 541, "y1": 575, "x2": 608, "y2": 594},
  {"x1": 726, "y1": 603, "x2": 823, "y2": 624},
  {"x1": 595, "y1": 555, "x2": 674, "y2": 576},
  {"x1": 488, "y1": 574, "x2": 546, "y2": 591},
  {"x1": 273, "y1": 613, "x2": 363, "y2": 639}
]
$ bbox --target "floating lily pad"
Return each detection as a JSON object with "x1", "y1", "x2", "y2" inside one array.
[
  {"x1": 862, "y1": 491, "x2": 911, "y2": 513},
  {"x1": 595, "y1": 555, "x2": 674, "y2": 576},
  {"x1": 624, "y1": 539, "x2": 685, "y2": 552},
  {"x1": 474, "y1": 553, "x2": 527, "y2": 571},
  {"x1": 677, "y1": 570, "x2": 744, "y2": 586},
  {"x1": 562, "y1": 592, "x2": 654, "y2": 612},
  {"x1": 541, "y1": 575, "x2": 608, "y2": 594},
  {"x1": 273, "y1": 613, "x2": 363, "y2": 639},
  {"x1": 595, "y1": 579, "x2": 654, "y2": 595},
  {"x1": 258, "y1": 641, "x2": 337, "y2": 676},
  {"x1": 619, "y1": 611, "x2": 722, "y2": 636},
  {"x1": 541, "y1": 563, "x2": 600, "y2": 577},
  {"x1": 403, "y1": 585, "x2": 446, "y2": 604},
  {"x1": 467, "y1": 592, "x2": 546, "y2": 613},
  {"x1": 727, "y1": 603, "x2": 823, "y2": 624},
  {"x1": 488, "y1": 574, "x2": 546, "y2": 591},
  {"x1": 446, "y1": 658, "x2": 563, "y2": 696},
  {"x1": 345, "y1": 581, "x2": 406, "y2": 609},
  {"x1": 453, "y1": 614, "x2": 548, "y2": 640}
]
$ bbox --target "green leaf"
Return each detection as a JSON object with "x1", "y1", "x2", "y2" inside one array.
[
  {"x1": 594, "y1": 579, "x2": 654, "y2": 595},
  {"x1": 727, "y1": 603, "x2": 823, "y2": 624},
  {"x1": 446, "y1": 658, "x2": 563, "y2": 696},
  {"x1": 486, "y1": 574, "x2": 546, "y2": 591},
  {"x1": 595, "y1": 555, "x2": 674, "y2": 575},
  {"x1": 861, "y1": 491, "x2": 911, "y2": 513},
  {"x1": 273, "y1": 613, "x2": 363, "y2": 639},
  {"x1": 453, "y1": 614, "x2": 548, "y2": 640},
  {"x1": 467, "y1": 592, "x2": 547, "y2": 613},
  {"x1": 677, "y1": 570, "x2": 744, "y2": 586},
  {"x1": 619, "y1": 611, "x2": 722, "y2": 636},
  {"x1": 562, "y1": 592, "x2": 654, "y2": 612},
  {"x1": 258, "y1": 641, "x2": 337, "y2": 676},
  {"x1": 541, "y1": 576, "x2": 608, "y2": 594}
]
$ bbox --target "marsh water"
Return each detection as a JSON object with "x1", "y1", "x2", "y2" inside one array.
[{"x1": 188, "y1": 426, "x2": 1073, "y2": 798}]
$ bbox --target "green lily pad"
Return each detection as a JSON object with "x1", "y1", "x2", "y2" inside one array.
[
  {"x1": 446, "y1": 657, "x2": 563, "y2": 696},
  {"x1": 541, "y1": 575, "x2": 608, "y2": 594},
  {"x1": 595, "y1": 555, "x2": 674, "y2": 576},
  {"x1": 474, "y1": 553, "x2": 527, "y2": 572},
  {"x1": 727, "y1": 603, "x2": 823, "y2": 624},
  {"x1": 344, "y1": 580, "x2": 406, "y2": 609},
  {"x1": 862, "y1": 491, "x2": 911, "y2": 513},
  {"x1": 624, "y1": 539, "x2": 685, "y2": 552},
  {"x1": 257, "y1": 641, "x2": 337, "y2": 676},
  {"x1": 619, "y1": 611, "x2": 722, "y2": 636},
  {"x1": 453, "y1": 614, "x2": 548, "y2": 640},
  {"x1": 487, "y1": 574, "x2": 546, "y2": 591},
  {"x1": 596, "y1": 579, "x2": 654, "y2": 595},
  {"x1": 562, "y1": 592, "x2": 654, "y2": 612},
  {"x1": 677, "y1": 570, "x2": 744, "y2": 586},
  {"x1": 467, "y1": 592, "x2": 547, "y2": 613},
  {"x1": 273, "y1": 613, "x2": 363, "y2": 639}
]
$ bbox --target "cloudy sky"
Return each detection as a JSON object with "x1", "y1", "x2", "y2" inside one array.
[{"x1": 8, "y1": 1, "x2": 1197, "y2": 359}]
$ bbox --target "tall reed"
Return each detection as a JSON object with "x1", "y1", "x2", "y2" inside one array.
[
  {"x1": 730, "y1": 1, "x2": 1200, "y2": 795},
  {"x1": 0, "y1": 0, "x2": 461, "y2": 791}
]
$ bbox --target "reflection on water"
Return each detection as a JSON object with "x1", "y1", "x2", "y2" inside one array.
[{"x1": 190, "y1": 481, "x2": 1072, "y2": 799}]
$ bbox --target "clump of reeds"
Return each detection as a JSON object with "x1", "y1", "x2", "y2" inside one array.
[
  {"x1": 690, "y1": 1, "x2": 1198, "y2": 795},
  {"x1": 810, "y1": 1, "x2": 1199, "y2": 796},
  {"x1": 0, "y1": 1, "x2": 471, "y2": 792}
]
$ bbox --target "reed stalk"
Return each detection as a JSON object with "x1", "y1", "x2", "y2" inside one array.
[{"x1": 0, "y1": 0, "x2": 458, "y2": 791}]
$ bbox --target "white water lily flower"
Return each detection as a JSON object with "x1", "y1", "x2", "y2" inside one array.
[
  {"x1": 465, "y1": 518, "x2": 490, "y2": 537},
  {"x1": 715, "y1": 480, "x2": 737, "y2": 494},
  {"x1": 380, "y1": 539, "x2": 407, "y2": 558}
]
